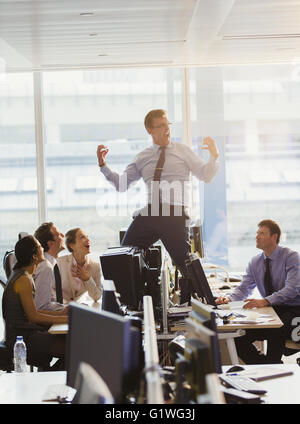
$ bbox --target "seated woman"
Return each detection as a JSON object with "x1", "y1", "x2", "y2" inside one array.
[
  {"x1": 57, "y1": 228, "x2": 102, "y2": 303},
  {"x1": 2, "y1": 236, "x2": 67, "y2": 369}
]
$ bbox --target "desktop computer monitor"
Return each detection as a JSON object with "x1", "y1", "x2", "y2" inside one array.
[
  {"x1": 66, "y1": 303, "x2": 143, "y2": 403},
  {"x1": 188, "y1": 299, "x2": 222, "y2": 374},
  {"x1": 100, "y1": 246, "x2": 145, "y2": 310},
  {"x1": 119, "y1": 230, "x2": 126, "y2": 245},
  {"x1": 189, "y1": 298, "x2": 218, "y2": 332},
  {"x1": 175, "y1": 312, "x2": 222, "y2": 402},
  {"x1": 175, "y1": 324, "x2": 222, "y2": 402},
  {"x1": 101, "y1": 280, "x2": 123, "y2": 315},
  {"x1": 190, "y1": 225, "x2": 204, "y2": 258},
  {"x1": 186, "y1": 254, "x2": 217, "y2": 307}
]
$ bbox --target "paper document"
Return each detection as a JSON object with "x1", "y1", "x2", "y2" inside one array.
[
  {"x1": 217, "y1": 301, "x2": 245, "y2": 310},
  {"x1": 228, "y1": 317, "x2": 276, "y2": 324},
  {"x1": 229, "y1": 367, "x2": 294, "y2": 382},
  {"x1": 42, "y1": 384, "x2": 76, "y2": 402},
  {"x1": 216, "y1": 309, "x2": 275, "y2": 324},
  {"x1": 168, "y1": 306, "x2": 192, "y2": 315}
]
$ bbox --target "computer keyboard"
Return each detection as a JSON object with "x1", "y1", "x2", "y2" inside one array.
[{"x1": 219, "y1": 375, "x2": 267, "y2": 395}]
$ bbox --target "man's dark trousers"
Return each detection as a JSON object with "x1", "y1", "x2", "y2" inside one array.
[
  {"x1": 234, "y1": 305, "x2": 300, "y2": 364},
  {"x1": 121, "y1": 206, "x2": 191, "y2": 278}
]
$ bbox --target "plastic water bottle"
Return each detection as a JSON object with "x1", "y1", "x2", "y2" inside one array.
[{"x1": 13, "y1": 336, "x2": 27, "y2": 373}]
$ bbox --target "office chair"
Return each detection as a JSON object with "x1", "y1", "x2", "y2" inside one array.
[
  {"x1": 72, "y1": 362, "x2": 114, "y2": 404},
  {"x1": 284, "y1": 339, "x2": 300, "y2": 357},
  {"x1": 0, "y1": 275, "x2": 6, "y2": 290},
  {"x1": 0, "y1": 276, "x2": 13, "y2": 372},
  {"x1": 3, "y1": 232, "x2": 29, "y2": 279},
  {"x1": 256, "y1": 337, "x2": 300, "y2": 360},
  {"x1": 1, "y1": 272, "x2": 51, "y2": 372},
  {"x1": 3, "y1": 250, "x2": 16, "y2": 280},
  {"x1": 0, "y1": 342, "x2": 13, "y2": 372},
  {"x1": 1, "y1": 318, "x2": 52, "y2": 372}
]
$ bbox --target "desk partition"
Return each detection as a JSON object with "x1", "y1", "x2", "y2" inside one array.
[{"x1": 143, "y1": 295, "x2": 164, "y2": 404}]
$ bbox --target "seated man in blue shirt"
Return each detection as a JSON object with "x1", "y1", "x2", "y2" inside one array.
[
  {"x1": 216, "y1": 219, "x2": 300, "y2": 364},
  {"x1": 96, "y1": 109, "x2": 219, "y2": 285}
]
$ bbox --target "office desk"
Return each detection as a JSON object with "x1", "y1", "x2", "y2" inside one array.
[
  {"x1": 1, "y1": 366, "x2": 298, "y2": 404},
  {"x1": 170, "y1": 305, "x2": 283, "y2": 365},
  {"x1": 222, "y1": 364, "x2": 300, "y2": 404},
  {"x1": 217, "y1": 305, "x2": 282, "y2": 364},
  {"x1": 216, "y1": 306, "x2": 283, "y2": 331},
  {"x1": 0, "y1": 371, "x2": 66, "y2": 404},
  {"x1": 49, "y1": 296, "x2": 101, "y2": 335}
]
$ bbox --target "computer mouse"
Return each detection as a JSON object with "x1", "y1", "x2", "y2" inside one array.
[
  {"x1": 226, "y1": 365, "x2": 245, "y2": 373},
  {"x1": 220, "y1": 285, "x2": 231, "y2": 290}
]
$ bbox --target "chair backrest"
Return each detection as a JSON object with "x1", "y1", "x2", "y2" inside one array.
[
  {"x1": 0, "y1": 275, "x2": 6, "y2": 290},
  {"x1": 0, "y1": 278, "x2": 13, "y2": 371},
  {"x1": 3, "y1": 251, "x2": 16, "y2": 280},
  {"x1": 0, "y1": 275, "x2": 7, "y2": 344},
  {"x1": 3, "y1": 232, "x2": 28, "y2": 280},
  {"x1": 72, "y1": 362, "x2": 114, "y2": 404}
]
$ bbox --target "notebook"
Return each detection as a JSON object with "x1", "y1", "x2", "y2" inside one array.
[
  {"x1": 235, "y1": 367, "x2": 293, "y2": 382},
  {"x1": 217, "y1": 301, "x2": 246, "y2": 310}
]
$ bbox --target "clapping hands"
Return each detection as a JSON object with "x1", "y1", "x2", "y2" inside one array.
[{"x1": 72, "y1": 263, "x2": 91, "y2": 282}]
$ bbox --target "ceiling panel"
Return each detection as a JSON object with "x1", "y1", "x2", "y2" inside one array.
[{"x1": 0, "y1": 0, "x2": 300, "y2": 70}]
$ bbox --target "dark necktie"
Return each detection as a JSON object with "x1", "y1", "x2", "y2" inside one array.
[
  {"x1": 54, "y1": 263, "x2": 63, "y2": 304},
  {"x1": 153, "y1": 146, "x2": 166, "y2": 182},
  {"x1": 151, "y1": 146, "x2": 166, "y2": 210},
  {"x1": 264, "y1": 257, "x2": 273, "y2": 296}
]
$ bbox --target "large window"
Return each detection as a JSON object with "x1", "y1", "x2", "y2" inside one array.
[
  {"x1": 0, "y1": 73, "x2": 38, "y2": 274},
  {"x1": 42, "y1": 68, "x2": 183, "y2": 259},
  {"x1": 1, "y1": 65, "x2": 300, "y2": 275},
  {"x1": 190, "y1": 65, "x2": 300, "y2": 270}
]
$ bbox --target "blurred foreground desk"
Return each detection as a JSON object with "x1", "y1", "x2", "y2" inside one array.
[
  {"x1": 0, "y1": 371, "x2": 66, "y2": 404},
  {"x1": 222, "y1": 364, "x2": 300, "y2": 404},
  {"x1": 1, "y1": 365, "x2": 299, "y2": 404}
]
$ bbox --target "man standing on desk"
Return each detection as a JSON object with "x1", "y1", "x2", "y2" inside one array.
[
  {"x1": 216, "y1": 219, "x2": 300, "y2": 364},
  {"x1": 97, "y1": 109, "x2": 219, "y2": 281}
]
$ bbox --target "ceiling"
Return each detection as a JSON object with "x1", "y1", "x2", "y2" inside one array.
[{"x1": 1, "y1": 0, "x2": 300, "y2": 71}]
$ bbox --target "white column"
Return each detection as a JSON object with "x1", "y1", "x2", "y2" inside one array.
[
  {"x1": 182, "y1": 67, "x2": 192, "y2": 147},
  {"x1": 33, "y1": 71, "x2": 47, "y2": 223},
  {"x1": 181, "y1": 67, "x2": 193, "y2": 212}
]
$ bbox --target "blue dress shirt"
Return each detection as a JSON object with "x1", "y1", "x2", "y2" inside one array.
[
  {"x1": 230, "y1": 245, "x2": 300, "y2": 306},
  {"x1": 100, "y1": 142, "x2": 219, "y2": 208}
]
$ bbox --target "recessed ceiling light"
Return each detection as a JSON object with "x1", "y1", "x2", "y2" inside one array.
[
  {"x1": 223, "y1": 33, "x2": 300, "y2": 40},
  {"x1": 276, "y1": 47, "x2": 295, "y2": 51},
  {"x1": 80, "y1": 12, "x2": 95, "y2": 16}
]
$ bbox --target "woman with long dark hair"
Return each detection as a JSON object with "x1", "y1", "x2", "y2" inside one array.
[{"x1": 2, "y1": 235, "x2": 67, "y2": 368}]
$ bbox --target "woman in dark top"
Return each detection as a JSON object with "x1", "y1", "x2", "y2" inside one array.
[{"x1": 2, "y1": 235, "x2": 68, "y2": 368}]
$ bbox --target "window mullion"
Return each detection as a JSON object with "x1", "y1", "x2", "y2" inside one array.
[{"x1": 33, "y1": 71, "x2": 47, "y2": 223}]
